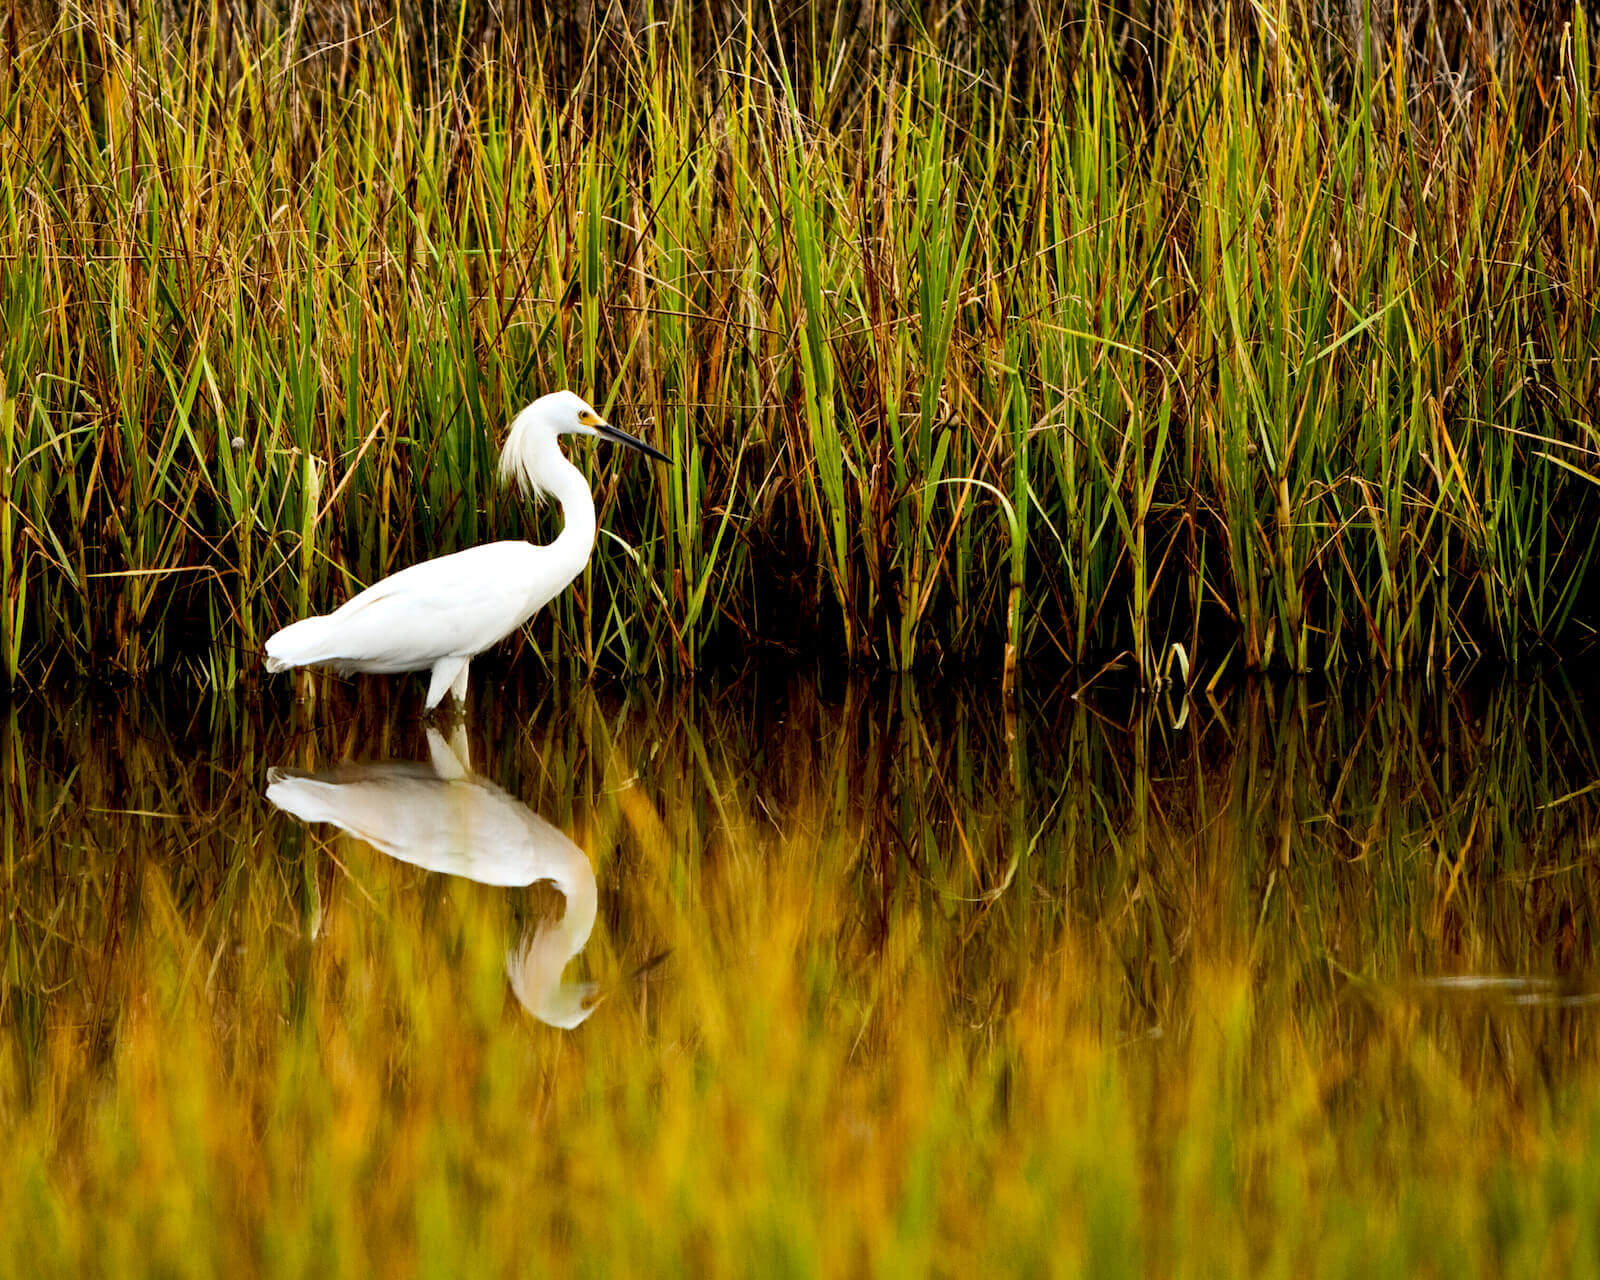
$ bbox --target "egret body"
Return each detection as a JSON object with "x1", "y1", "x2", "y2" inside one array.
[
  {"x1": 264, "y1": 391, "x2": 666, "y2": 708},
  {"x1": 266, "y1": 725, "x2": 603, "y2": 1028}
]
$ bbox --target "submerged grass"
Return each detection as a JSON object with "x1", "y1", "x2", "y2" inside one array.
[
  {"x1": 4, "y1": 674, "x2": 1600, "y2": 1273},
  {"x1": 1, "y1": 1, "x2": 1598, "y2": 686}
]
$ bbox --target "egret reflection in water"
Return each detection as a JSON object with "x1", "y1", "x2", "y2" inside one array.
[{"x1": 265, "y1": 725, "x2": 601, "y2": 1028}]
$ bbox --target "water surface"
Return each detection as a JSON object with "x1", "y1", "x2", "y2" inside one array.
[{"x1": 5, "y1": 673, "x2": 1600, "y2": 1274}]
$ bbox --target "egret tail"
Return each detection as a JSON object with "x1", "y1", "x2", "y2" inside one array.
[
  {"x1": 264, "y1": 615, "x2": 338, "y2": 673},
  {"x1": 266, "y1": 615, "x2": 473, "y2": 710}
]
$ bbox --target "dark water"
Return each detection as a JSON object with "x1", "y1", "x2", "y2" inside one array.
[
  {"x1": 11, "y1": 671, "x2": 1600, "y2": 1052},
  {"x1": 5, "y1": 671, "x2": 1600, "y2": 1271}
]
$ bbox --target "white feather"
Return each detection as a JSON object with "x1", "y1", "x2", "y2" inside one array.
[{"x1": 261, "y1": 390, "x2": 661, "y2": 709}]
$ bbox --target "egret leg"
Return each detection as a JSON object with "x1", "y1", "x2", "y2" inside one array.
[
  {"x1": 425, "y1": 656, "x2": 469, "y2": 710},
  {"x1": 449, "y1": 658, "x2": 471, "y2": 704},
  {"x1": 424, "y1": 724, "x2": 472, "y2": 779}
]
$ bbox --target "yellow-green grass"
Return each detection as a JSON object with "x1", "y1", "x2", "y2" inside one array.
[
  {"x1": 3, "y1": 674, "x2": 1600, "y2": 1274},
  {"x1": 1, "y1": 1, "x2": 1598, "y2": 687}
]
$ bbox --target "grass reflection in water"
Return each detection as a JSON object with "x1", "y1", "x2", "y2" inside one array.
[{"x1": 3, "y1": 674, "x2": 1600, "y2": 1276}]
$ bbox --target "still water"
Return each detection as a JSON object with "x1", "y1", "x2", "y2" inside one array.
[{"x1": 4, "y1": 672, "x2": 1600, "y2": 1273}]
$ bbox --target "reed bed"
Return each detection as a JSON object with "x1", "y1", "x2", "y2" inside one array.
[
  {"x1": 4, "y1": 674, "x2": 1600, "y2": 1273},
  {"x1": 1, "y1": 1, "x2": 1597, "y2": 686}
]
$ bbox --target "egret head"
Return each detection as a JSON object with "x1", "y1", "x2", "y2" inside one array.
[
  {"x1": 507, "y1": 932, "x2": 606, "y2": 1029},
  {"x1": 499, "y1": 390, "x2": 669, "y2": 499}
]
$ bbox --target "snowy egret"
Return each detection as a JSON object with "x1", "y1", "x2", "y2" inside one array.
[
  {"x1": 266, "y1": 724, "x2": 604, "y2": 1028},
  {"x1": 264, "y1": 391, "x2": 668, "y2": 709}
]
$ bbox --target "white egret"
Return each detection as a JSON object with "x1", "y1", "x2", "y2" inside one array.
[
  {"x1": 264, "y1": 391, "x2": 668, "y2": 709},
  {"x1": 266, "y1": 724, "x2": 604, "y2": 1028}
]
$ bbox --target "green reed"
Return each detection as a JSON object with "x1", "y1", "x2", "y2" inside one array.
[{"x1": 1, "y1": 2, "x2": 1596, "y2": 688}]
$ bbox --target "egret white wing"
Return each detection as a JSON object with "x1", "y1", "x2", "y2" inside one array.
[
  {"x1": 264, "y1": 743, "x2": 591, "y2": 889},
  {"x1": 267, "y1": 542, "x2": 544, "y2": 674}
]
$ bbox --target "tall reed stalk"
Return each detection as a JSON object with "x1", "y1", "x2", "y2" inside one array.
[{"x1": 1, "y1": 1, "x2": 1595, "y2": 686}]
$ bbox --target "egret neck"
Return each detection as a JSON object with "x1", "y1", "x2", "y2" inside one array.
[
  {"x1": 507, "y1": 845, "x2": 601, "y2": 1028},
  {"x1": 516, "y1": 420, "x2": 598, "y2": 610}
]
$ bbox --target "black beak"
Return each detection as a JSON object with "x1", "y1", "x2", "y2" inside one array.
[{"x1": 597, "y1": 421, "x2": 670, "y2": 464}]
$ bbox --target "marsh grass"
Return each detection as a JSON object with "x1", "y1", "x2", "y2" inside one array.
[
  {"x1": 4, "y1": 674, "x2": 1600, "y2": 1273},
  {"x1": 1, "y1": 1, "x2": 1597, "y2": 687}
]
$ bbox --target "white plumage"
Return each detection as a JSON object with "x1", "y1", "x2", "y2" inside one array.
[
  {"x1": 264, "y1": 390, "x2": 667, "y2": 709},
  {"x1": 266, "y1": 725, "x2": 603, "y2": 1028}
]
